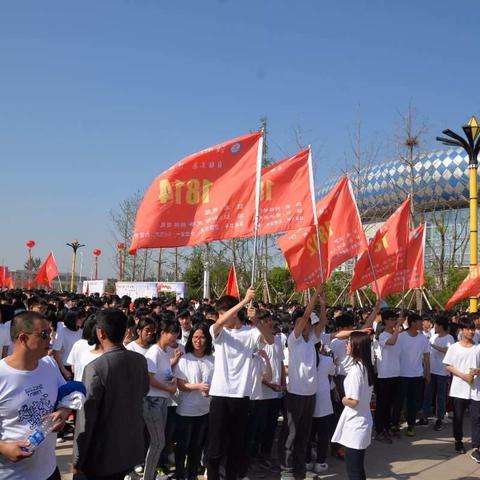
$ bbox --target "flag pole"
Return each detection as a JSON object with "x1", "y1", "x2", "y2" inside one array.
[
  {"x1": 308, "y1": 146, "x2": 325, "y2": 285},
  {"x1": 51, "y1": 253, "x2": 63, "y2": 293},
  {"x1": 250, "y1": 132, "x2": 264, "y2": 287},
  {"x1": 401, "y1": 196, "x2": 412, "y2": 310}
]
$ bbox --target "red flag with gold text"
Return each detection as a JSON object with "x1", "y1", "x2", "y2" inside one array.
[
  {"x1": 277, "y1": 176, "x2": 367, "y2": 290},
  {"x1": 130, "y1": 132, "x2": 262, "y2": 252},
  {"x1": 445, "y1": 265, "x2": 480, "y2": 310},
  {"x1": 258, "y1": 149, "x2": 315, "y2": 235},
  {"x1": 350, "y1": 197, "x2": 410, "y2": 294},
  {"x1": 375, "y1": 223, "x2": 425, "y2": 298},
  {"x1": 35, "y1": 253, "x2": 59, "y2": 289}
]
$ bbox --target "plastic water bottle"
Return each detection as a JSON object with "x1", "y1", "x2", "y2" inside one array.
[
  {"x1": 163, "y1": 367, "x2": 173, "y2": 382},
  {"x1": 22, "y1": 416, "x2": 56, "y2": 452}
]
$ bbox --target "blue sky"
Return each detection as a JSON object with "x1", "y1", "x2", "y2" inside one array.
[{"x1": 1, "y1": 0, "x2": 479, "y2": 277}]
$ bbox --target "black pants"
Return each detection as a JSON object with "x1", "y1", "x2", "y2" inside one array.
[
  {"x1": 160, "y1": 405, "x2": 176, "y2": 465},
  {"x1": 331, "y1": 375, "x2": 346, "y2": 451},
  {"x1": 306, "y1": 415, "x2": 333, "y2": 464},
  {"x1": 282, "y1": 392, "x2": 315, "y2": 476},
  {"x1": 344, "y1": 447, "x2": 366, "y2": 480},
  {"x1": 375, "y1": 376, "x2": 400, "y2": 433},
  {"x1": 175, "y1": 413, "x2": 209, "y2": 480},
  {"x1": 393, "y1": 377, "x2": 424, "y2": 427},
  {"x1": 453, "y1": 397, "x2": 480, "y2": 448},
  {"x1": 259, "y1": 397, "x2": 281, "y2": 458},
  {"x1": 79, "y1": 471, "x2": 130, "y2": 480},
  {"x1": 46, "y1": 467, "x2": 61, "y2": 480},
  {"x1": 207, "y1": 396, "x2": 249, "y2": 480}
]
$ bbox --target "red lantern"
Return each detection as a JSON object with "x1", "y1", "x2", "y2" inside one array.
[
  {"x1": 26, "y1": 240, "x2": 36, "y2": 249},
  {"x1": 117, "y1": 242, "x2": 125, "y2": 250},
  {"x1": 93, "y1": 249, "x2": 102, "y2": 257},
  {"x1": 93, "y1": 249, "x2": 101, "y2": 280}
]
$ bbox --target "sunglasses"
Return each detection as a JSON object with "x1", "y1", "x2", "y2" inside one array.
[{"x1": 25, "y1": 330, "x2": 50, "y2": 340}]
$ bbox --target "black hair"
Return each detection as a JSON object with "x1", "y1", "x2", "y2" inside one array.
[
  {"x1": 95, "y1": 308, "x2": 127, "y2": 344},
  {"x1": 185, "y1": 322, "x2": 213, "y2": 356},
  {"x1": 406, "y1": 312, "x2": 421, "y2": 328},
  {"x1": 158, "y1": 318, "x2": 180, "y2": 337},
  {"x1": 63, "y1": 309, "x2": 80, "y2": 332},
  {"x1": 10, "y1": 311, "x2": 47, "y2": 342},
  {"x1": 434, "y1": 315, "x2": 449, "y2": 332},
  {"x1": 381, "y1": 309, "x2": 397, "y2": 322},
  {"x1": 335, "y1": 313, "x2": 355, "y2": 330},
  {"x1": 349, "y1": 331, "x2": 375, "y2": 386},
  {"x1": 458, "y1": 317, "x2": 475, "y2": 330},
  {"x1": 137, "y1": 316, "x2": 157, "y2": 333},
  {"x1": 215, "y1": 295, "x2": 239, "y2": 313},
  {"x1": 82, "y1": 314, "x2": 97, "y2": 341},
  {"x1": 176, "y1": 309, "x2": 191, "y2": 320}
]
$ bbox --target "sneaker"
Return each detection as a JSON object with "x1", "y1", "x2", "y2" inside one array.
[
  {"x1": 455, "y1": 441, "x2": 466, "y2": 454},
  {"x1": 434, "y1": 420, "x2": 443, "y2": 431},
  {"x1": 389, "y1": 425, "x2": 401, "y2": 438},
  {"x1": 305, "y1": 473, "x2": 316, "y2": 479},
  {"x1": 406, "y1": 426, "x2": 415, "y2": 437},
  {"x1": 56, "y1": 437, "x2": 66, "y2": 444},
  {"x1": 280, "y1": 469, "x2": 295, "y2": 479},
  {"x1": 154, "y1": 475, "x2": 169, "y2": 480},
  {"x1": 416, "y1": 418, "x2": 429, "y2": 426},
  {"x1": 471, "y1": 449, "x2": 480, "y2": 463},
  {"x1": 374, "y1": 431, "x2": 393, "y2": 444},
  {"x1": 305, "y1": 463, "x2": 314, "y2": 472},
  {"x1": 314, "y1": 463, "x2": 328, "y2": 474}
]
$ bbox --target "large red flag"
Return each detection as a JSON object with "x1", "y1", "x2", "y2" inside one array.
[
  {"x1": 258, "y1": 149, "x2": 315, "y2": 235},
  {"x1": 5, "y1": 273, "x2": 14, "y2": 289},
  {"x1": 350, "y1": 197, "x2": 411, "y2": 294},
  {"x1": 277, "y1": 176, "x2": 367, "y2": 290},
  {"x1": 130, "y1": 132, "x2": 263, "y2": 252},
  {"x1": 35, "y1": 253, "x2": 59, "y2": 289},
  {"x1": 375, "y1": 223, "x2": 425, "y2": 298},
  {"x1": 225, "y1": 263, "x2": 239, "y2": 298},
  {"x1": 445, "y1": 265, "x2": 480, "y2": 311},
  {"x1": 0, "y1": 266, "x2": 8, "y2": 287}
]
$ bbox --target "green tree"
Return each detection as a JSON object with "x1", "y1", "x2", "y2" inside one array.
[
  {"x1": 268, "y1": 267, "x2": 295, "y2": 302},
  {"x1": 24, "y1": 256, "x2": 42, "y2": 272},
  {"x1": 183, "y1": 248, "x2": 204, "y2": 299}
]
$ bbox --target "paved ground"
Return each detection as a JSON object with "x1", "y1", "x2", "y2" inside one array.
[{"x1": 57, "y1": 419, "x2": 480, "y2": 479}]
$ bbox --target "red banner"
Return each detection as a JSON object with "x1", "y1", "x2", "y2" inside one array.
[
  {"x1": 0, "y1": 266, "x2": 9, "y2": 287},
  {"x1": 350, "y1": 197, "x2": 411, "y2": 293},
  {"x1": 376, "y1": 223, "x2": 425, "y2": 298},
  {"x1": 445, "y1": 264, "x2": 480, "y2": 310},
  {"x1": 258, "y1": 149, "x2": 315, "y2": 235},
  {"x1": 130, "y1": 132, "x2": 262, "y2": 252},
  {"x1": 277, "y1": 176, "x2": 367, "y2": 290},
  {"x1": 225, "y1": 263, "x2": 239, "y2": 298},
  {"x1": 35, "y1": 253, "x2": 59, "y2": 289}
]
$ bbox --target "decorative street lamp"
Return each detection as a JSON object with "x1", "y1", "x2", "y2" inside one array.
[
  {"x1": 117, "y1": 242, "x2": 125, "y2": 281},
  {"x1": 67, "y1": 240, "x2": 85, "y2": 292},
  {"x1": 25, "y1": 240, "x2": 35, "y2": 288},
  {"x1": 93, "y1": 249, "x2": 102, "y2": 280},
  {"x1": 437, "y1": 116, "x2": 480, "y2": 312}
]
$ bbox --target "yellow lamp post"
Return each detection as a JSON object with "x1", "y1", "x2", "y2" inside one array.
[
  {"x1": 437, "y1": 117, "x2": 480, "y2": 312},
  {"x1": 66, "y1": 240, "x2": 85, "y2": 292}
]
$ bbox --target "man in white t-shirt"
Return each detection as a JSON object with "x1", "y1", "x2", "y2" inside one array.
[
  {"x1": 419, "y1": 316, "x2": 454, "y2": 431},
  {"x1": 0, "y1": 311, "x2": 69, "y2": 480},
  {"x1": 207, "y1": 287, "x2": 273, "y2": 480},
  {"x1": 443, "y1": 317, "x2": 480, "y2": 458},
  {"x1": 393, "y1": 312, "x2": 430, "y2": 437}
]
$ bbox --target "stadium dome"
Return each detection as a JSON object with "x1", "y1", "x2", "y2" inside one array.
[{"x1": 318, "y1": 147, "x2": 470, "y2": 219}]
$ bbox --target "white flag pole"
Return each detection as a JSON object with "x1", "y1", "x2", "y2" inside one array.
[
  {"x1": 51, "y1": 252, "x2": 63, "y2": 293},
  {"x1": 308, "y1": 146, "x2": 325, "y2": 285},
  {"x1": 250, "y1": 132, "x2": 264, "y2": 287}
]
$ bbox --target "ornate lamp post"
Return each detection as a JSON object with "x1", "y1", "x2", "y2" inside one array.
[
  {"x1": 67, "y1": 240, "x2": 85, "y2": 292},
  {"x1": 93, "y1": 249, "x2": 102, "y2": 280},
  {"x1": 437, "y1": 116, "x2": 480, "y2": 312},
  {"x1": 25, "y1": 240, "x2": 35, "y2": 288},
  {"x1": 117, "y1": 243, "x2": 125, "y2": 281}
]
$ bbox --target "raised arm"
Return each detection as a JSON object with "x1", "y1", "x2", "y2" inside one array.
[
  {"x1": 363, "y1": 298, "x2": 381, "y2": 329},
  {"x1": 293, "y1": 288, "x2": 319, "y2": 338},
  {"x1": 314, "y1": 285, "x2": 328, "y2": 338}
]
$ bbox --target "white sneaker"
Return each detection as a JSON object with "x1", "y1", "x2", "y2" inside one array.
[
  {"x1": 56, "y1": 437, "x2": 66, "y2": 444},
  {"x1": 314, "y1": 462, "x2": 328, "y2": 474},
  {"x1": 305, "y1": 472, "x2": 316, "y2": 479},
  {"x1": 305, "y1": 462, "x2": 314, "y2": 471},
  {"x1": 155, "y1": 475, "x2": 169, "y2": 480}
]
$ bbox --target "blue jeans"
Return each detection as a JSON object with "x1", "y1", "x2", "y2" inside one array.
[{"x1": 422, "y1": 373, "x2": 448, "y2": 421}]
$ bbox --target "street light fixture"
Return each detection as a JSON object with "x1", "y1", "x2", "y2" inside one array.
[
  {"x1": 437, "y1": 116, "x2": 480, "y2": 312},
  {"x1": 66, "y1": 240, "x2": 85, "y2": 292}
]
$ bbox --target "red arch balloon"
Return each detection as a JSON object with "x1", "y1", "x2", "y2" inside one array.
[{"x1": 93, "y1": 249, "x2": 102, "y2": 257}]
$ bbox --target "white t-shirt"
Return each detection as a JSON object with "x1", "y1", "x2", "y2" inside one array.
[
  {"x1": 331, "y1": 362, "x2": 373, "y2": 450},
  {"x1": 145, "y1": 344, "x2": 174, "y2": 398},
  {"x1": 73, "y1": 348, "x2": 103, "y2": 382},
  {"x1": 397, "y1": 331, "x2": 430, "y2": 378},
  {"x1": 175, "y1": 353, "x2": 214, "y2": 416},
  {"x1": 0, "y1": 323, "x2": 11, "y2": 350},
  {"x1": 261, "y1": 334, "x2": 284, "y2": 400},
  {"x1": 66, "y1": 339, "x2": 90, "y2": 368},
  {"x1": 430, "y1": 333, "x2": 454, "y2": 377},
  {"x1": 2, "y1": 321, "x2": 13, "y2": 355},
  {"x1": 209, "y1": 325, "x2": 261, "y2": 398},
  {"x1": 313, "y1": 354, "x2": 335, "y2": 418},
  {"x1": 249, "y1": 354, "x2": 268, "y2": 401},
  {"x1": 443, "y1": 342, "x2": 480, "y2": 400},
  {"x1": 52, "y1": 325, "x2": 83, "y2": 365},
  {"x1": 126, "y1": 341, "x2": 149, "y2": 356},
  {"x1": 286, "y1": 331, "x2": 319, "y2": 396},
  {"x1": 330, "y1": 338, "x2": 354, "y2": 376},
  {"x1": 0, "y1": 357, "x2": 65, "y2": 480},
  {"x1": 375, "y1": 331, "x2": 401, "y2": 379}
]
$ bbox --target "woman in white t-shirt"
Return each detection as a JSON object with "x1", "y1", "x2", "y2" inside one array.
[
  {"x1": 126, "y1": 316, "x2": 157, "y2": 355},
  {"x1": 331, "y1": 331, "x2": 374, "y2": 480},
  {"x1": 174, "y1": 322, "x2": 214, "y2": 480}
]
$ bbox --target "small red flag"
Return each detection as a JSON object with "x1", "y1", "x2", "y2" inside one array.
[
  {"x1": 350, "y1": 197, "x2": 411, "y2": 294},
  {"x1": 375, "y1": 223, "x2": 425, "y2": 298},
  {"x1": 258, "y1": 149, "x2": 315, "y2": 235},
  {"x1": 35, "y1": 253, "x2": 59, "y2": 289},
  {"x1": 277, "y1": 176, "x2": 367, "y2": 290},
  {"x1": 5, "y1": 273, "x2": 14, "y2": 289},
  {"x1": 130, "y1": 132, "x2": 263, "y2": 252},
  {"x1": 0, "y1": 266, "x2": 8, "y2": 287},
  {"x1": 225, "y1": 263, "x2": 239, "y2": 298},
  {"x1": 445, "y1": 265, "x2": 480, "y2": 310}
]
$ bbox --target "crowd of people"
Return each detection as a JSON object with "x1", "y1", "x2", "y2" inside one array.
[{"x1": 0, "y1": 287, "x2": 480, "y2": 480}]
